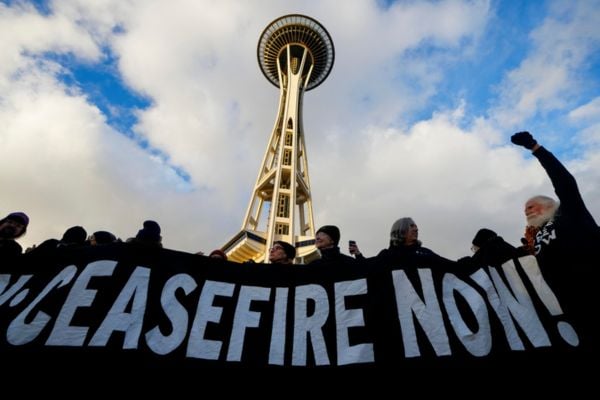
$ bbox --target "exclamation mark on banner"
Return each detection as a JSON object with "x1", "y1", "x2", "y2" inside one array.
[{"x1": 517, "y1": 256, "x2": 579, "y2": 346}]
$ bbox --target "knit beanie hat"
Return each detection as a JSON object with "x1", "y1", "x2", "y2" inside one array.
[
  {"x1": 136, "y1": 220, "x2": 161, "y2": 242},
  {"x1": 472, "y1": 228, "x2": 497, "y2": 248},
  {"x1": 316, "y1": 225, "x2": 340, "y2": 245},
  {"x1": 5, "y1": 212, "x2": 29, "y2": 227},
  {"x1": 273, "y1": 240, "x2": 296, "y2": 260}
]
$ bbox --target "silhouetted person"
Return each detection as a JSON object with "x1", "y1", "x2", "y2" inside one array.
[
  {"x1": 30, "y1": 225, "x2": 88, "y2": 254},
  {"x1": 129, "y1": 220, "x2": 162, "y2": 247},
  {"x1": 58, "y1": 226, "x2": 87, "y2": 247},
  {"x1": 89, "y1": 230, "x2": 118, "y2": 245},
  {"x1": 0, "y1": 211, "x2": 29, "y2": 258},
  {"x1": 458, "y1": 228, "x2": 522, "y2": 268}
]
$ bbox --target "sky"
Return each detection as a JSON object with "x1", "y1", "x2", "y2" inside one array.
[{"x1": 1, "y1": 0, "x2": 599, "y2": 260}]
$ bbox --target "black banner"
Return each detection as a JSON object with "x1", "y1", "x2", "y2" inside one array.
[{"x1": 0, "y1": 243, "x2": 595, "y2": 371}]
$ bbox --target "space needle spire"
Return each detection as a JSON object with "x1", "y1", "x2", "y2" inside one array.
[{"x1": 222, "y1": 14, "x2": 334, "y2": 263}]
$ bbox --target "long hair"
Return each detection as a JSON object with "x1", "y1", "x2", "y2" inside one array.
[{"x1": 389, "y1": 217, "x2": 421, "y2": 247}]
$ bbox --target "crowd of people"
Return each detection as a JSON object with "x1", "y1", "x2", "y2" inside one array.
[
  {"x1": 2, "y1": 132, "x2": 598, "y2": 269},
  {"x1": 0, "y1": 217, "x2": 164, "y2": 258},
  {"x1": 2, "y1": 132, "x2": 598, "y2": 280},
  {"x1": 1, "y1": 130, "x2": 598, "y2": 350}
]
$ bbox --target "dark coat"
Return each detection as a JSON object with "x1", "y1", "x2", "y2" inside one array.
[
  {"x1": 459, "y1": 236, "x2": 522, "y2": 268},
  {"x1": 530, "y1": 146, "x2": 600, "y2": 351},
  {"x1": 0, "y1": 239, "x2": 23, "y2": 258},
  {"x1": 531, "y1": 146, "x2": 599, "y2": 268},
  {"x1": 376, "y1": 242, "x2": 453, "y2": 269},
  {"x1": 309, "y1": 246, "x2": 356, "y2": 267}
]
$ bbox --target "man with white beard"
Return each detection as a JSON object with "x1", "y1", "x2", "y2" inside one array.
[
  {"x1": 512, "y1": 131, "x2": 599, "y2": 261},
  {"x1": 525, "y1": 195, "x2": 558, "y2": 230},
  {"x1": 512, "y1": 131, "x2": 599, "y2": 354}
]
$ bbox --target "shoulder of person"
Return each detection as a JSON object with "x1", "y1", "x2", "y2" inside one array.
[
  {"x1": 341, "y1": 253, "x2": 357, "y2": 262},
  {"x1": 0, "y1": 239, "x2": 23, "y2": 257},
  {"x1": 457, "y1": 256, "x2": 473, "y2": 264},
  {"x1": 416, "y1": 246, "x2": 437, "y2": 256},
  {"x1": 376, "y1": 248, "x2": 391, "y2": 257}
]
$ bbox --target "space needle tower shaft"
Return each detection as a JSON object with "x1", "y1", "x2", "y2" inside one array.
[{"x1": 224, "y1": 14, "x2": 334, "y2": 263}]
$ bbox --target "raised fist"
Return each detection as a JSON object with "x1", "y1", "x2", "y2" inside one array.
[{"x1": 511, "y1": 131, "x2": 537, "y2": 150}]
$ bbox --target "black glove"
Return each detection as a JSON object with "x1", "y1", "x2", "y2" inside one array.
[{"x1": 511, "y1": 131, "x2": 537, "y2": 150}]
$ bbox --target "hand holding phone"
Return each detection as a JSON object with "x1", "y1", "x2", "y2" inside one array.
[{"x1": 349, "y1": 240, "x2": 358, "y2": 255}]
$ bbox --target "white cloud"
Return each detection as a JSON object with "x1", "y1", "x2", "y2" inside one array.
[
  {"x1": 0, "y1": 2, "x2": 100, "y2": 87},
  {"x1": 1, "y1": 0, "x2": 598, "y2": 263},
  {"x1": 569, "y1": 97, "x2": 600, "y2": 122},
  {"x1": 491, "y1": 0, "x2": 600, "y2": 128}
]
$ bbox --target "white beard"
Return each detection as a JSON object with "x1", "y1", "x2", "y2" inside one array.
[{"x1": 527, "y1": 209, "x2": 554, "y2": 228}]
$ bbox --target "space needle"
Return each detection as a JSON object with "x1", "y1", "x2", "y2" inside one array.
[{"x1": 222, "y1": 14, "x2": 334, "y2": 263}]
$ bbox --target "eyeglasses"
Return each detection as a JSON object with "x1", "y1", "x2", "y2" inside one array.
[{"x1": 270, "y1": 245, "x2": 284, "y2": 252}]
